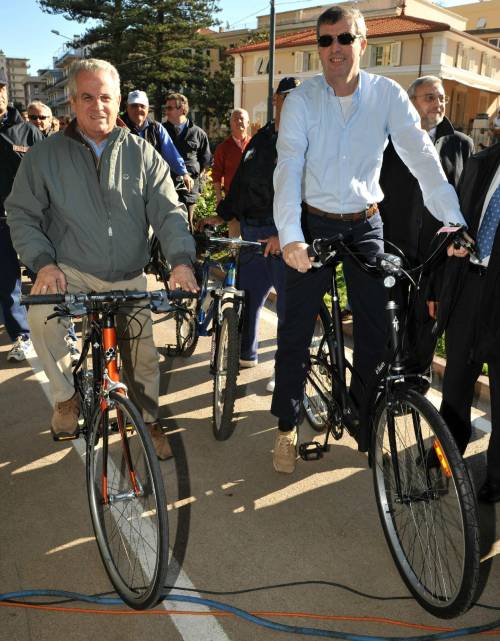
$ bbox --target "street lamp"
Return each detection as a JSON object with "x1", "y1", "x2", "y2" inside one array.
[{"x1": 51, "y1": 29, "x2": 74, "y2": 42}]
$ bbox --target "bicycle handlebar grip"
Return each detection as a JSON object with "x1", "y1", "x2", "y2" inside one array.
[
  {"x1": 21, "y1": 293, "x2": 66, "y2": 306},
  {"x1": 168, "y1": 290, "x2": 199, "y2": 300}
]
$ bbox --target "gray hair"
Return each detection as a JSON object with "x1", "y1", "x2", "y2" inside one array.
[
  {"x1": 317, "y1": 5, "x2": 367, "y2": 39},
  {"x1": 27, "y1": 100, "x2": 52, "y2": 117},
  {"x1": 67, "y1": 58, "x2": 121, "y2": 99},
  {"x1": 231, "y1": 108, "x2": 249, "y2": 120},
  {"x1": 407, "y1": 75, "x2": 443, "y2": 99}
]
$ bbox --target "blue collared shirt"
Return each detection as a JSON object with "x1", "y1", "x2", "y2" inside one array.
[{"x1": 274, "y1": 71, "x2": 466, "y2": 248}]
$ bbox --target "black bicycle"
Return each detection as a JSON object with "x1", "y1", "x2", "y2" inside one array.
[
  {"x1": 22, "y1": 288, "x2": 194, "y2": 610},
  {"x1": 301, "y1": 229, "x2": 480, "y2": 619}
]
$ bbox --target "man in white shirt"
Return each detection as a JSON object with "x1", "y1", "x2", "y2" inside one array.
[{"x1": 271, "y1": 4, "x2": 466, "y2": 474}]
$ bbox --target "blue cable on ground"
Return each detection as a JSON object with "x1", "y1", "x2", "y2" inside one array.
[{"x1": 1, "y1": 589, "x2": 499, "y2": 641}]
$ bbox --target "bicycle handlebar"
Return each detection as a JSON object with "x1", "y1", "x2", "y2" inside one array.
[{"x1": 21, "y1": 289, "x2": 198, "y2": 310}]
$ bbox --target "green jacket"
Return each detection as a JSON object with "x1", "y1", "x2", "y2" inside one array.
[{"x1": 5, "y1": 121, "x2": 195, "y2": 280}]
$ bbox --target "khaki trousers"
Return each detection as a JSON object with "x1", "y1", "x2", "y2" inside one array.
[{"x1": 28, "y1": 264, "x2": 159, "y2": 423}]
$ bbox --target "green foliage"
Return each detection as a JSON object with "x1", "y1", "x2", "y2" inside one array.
[
  {"x1": 193, "y1": 175, "x2": 217, "y2": 222},
  {"x1": 38, "y1": 0, "x2": 221, "y2": 113}
]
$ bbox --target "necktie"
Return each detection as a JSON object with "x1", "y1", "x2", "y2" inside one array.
[
  {"x1": 477, "y1": 183, "x2": 500, "y2": 260},
  {"x1": 175, "y1": 125, "x2": 183, "y2": 136}
]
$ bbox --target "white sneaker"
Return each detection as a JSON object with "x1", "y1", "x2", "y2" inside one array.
[
  {"x1": 239, "y1": 358, "x2": 258, "y2": 368},
  {"x1": 7, "y1": 336, "x2": 33, "y2": 362},
  {"x1": 266, "y1": 373, "x2": 275, "y2": 393}
]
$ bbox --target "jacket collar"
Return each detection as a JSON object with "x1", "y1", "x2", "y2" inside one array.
[
  {"x1": 64, "y1": 118, "x2": 124, "y2": 147},
  {"x1": 435, "y1": 116, "x2": 455, "y2": 140}
]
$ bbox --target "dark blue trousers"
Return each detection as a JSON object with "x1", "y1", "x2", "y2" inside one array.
[
  {"x1": 0, "y1": 220, "x2": 30, "y2": 341},
  {"x1": 271, "y1": 213, "x2": 387, "y2": 427},
  {"x1": 238, "y1": 222, "x2": 286, "y2": 362}
]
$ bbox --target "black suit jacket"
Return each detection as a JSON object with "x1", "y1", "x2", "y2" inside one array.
[
  {"x1": 438, "y1": 143, "x2": 500, "y2": 361},
  {"x1": 379, "y1": 117, "x2": 474, "y2": 265}
]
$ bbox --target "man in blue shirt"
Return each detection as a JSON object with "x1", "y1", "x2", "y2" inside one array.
[
  {"x1": 271, "y1": 4, "x2": 467, "y2": 474},
  {"x1": 122, "y1": 90, "x2": 193, "y2": 193}
]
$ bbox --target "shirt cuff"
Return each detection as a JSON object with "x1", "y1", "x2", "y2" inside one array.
[{"x1": 32, "y1": 253, "x2": 56, "y2": 274}]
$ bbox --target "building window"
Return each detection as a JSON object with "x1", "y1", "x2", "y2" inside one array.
[
  {"x1": 255, "y1": 56, "x2": 269, "y2": 75},
  {"x1": 488, "y1": 38, "x2": 500, "y2": 48},
  {"x1": 294, "y1": 50, "x2": 320, "y2": 72},
  {"x1": 361, "y1": 42, "x2": 401, "y2": 68}
]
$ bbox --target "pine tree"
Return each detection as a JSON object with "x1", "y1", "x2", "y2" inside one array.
[{"x1": 39, "y1": 0, "x2": 221, "y2": 118}]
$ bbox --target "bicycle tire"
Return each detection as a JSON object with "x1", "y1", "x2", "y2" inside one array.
[
  {"x1": 212, "y1": 306, "x2": 240, "y2": 441},
  {"x1": 86, "y1": 391, "x2": 169, "y2": 609},
  {"x1": 303, "y1": 303, "x2": 336, "y2": 432},
  {"x1": 371, "y1": 387, "x2": 480, "y2": 618},
  {"x1": 174, "y1": 305, "x2": 199, "y2": 357}
]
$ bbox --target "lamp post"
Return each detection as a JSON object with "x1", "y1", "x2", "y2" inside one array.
[
  {"x1": 267, "y1": 0, "x2": 276, "y2": 122},
  {"x1": 50, "y1": 29, "x2": 73, "y2": 41}
]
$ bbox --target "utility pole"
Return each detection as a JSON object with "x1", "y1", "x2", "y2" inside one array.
[{"x1": 267, "y1": 0, "x2": 276, "y2": 121}]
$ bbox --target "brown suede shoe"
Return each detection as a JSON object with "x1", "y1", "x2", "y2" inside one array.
[
  {"x1": 146, "y1": 422, "x2": 173, "y2": 460},
  {"x1": 51, "y1": 393, "x2": 80, "y2": 440}
]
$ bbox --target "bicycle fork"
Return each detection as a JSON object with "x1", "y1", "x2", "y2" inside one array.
[{"x1": 99, "y1": 313, "x2": 141, "y2": 504}]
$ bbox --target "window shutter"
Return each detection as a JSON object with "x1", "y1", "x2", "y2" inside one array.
[
  {"x1": 360, "y1": 44, "x2": 371, "y2": 68},
  {"x1": 456, "y1": 43, "x2": 463, "y2": 68},
  {"x1": 390, "y1": 41, "x2": 401, "y2": 66},
  {"x1": 294, "y1": 51, "x2": 304, "y2": 73},
  {"x1": 255, "y1": 56, "x2": 263, "y2": 74}
]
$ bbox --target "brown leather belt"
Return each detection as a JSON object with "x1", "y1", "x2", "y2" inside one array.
[{"x1": 305, "y1": 203, "x2": 378, "y2": 221}]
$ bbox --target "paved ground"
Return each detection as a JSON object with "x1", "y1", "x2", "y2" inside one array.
[{"x1": 1, "y1": 279, "x2": 499, "y2": 641}]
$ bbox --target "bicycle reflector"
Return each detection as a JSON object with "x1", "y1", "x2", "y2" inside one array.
[{"x1": 433, "y1": 439, "x2": 452, "y2": 478}]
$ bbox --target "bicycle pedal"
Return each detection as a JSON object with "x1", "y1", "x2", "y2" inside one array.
[
  {"x1": 299, "y1": 441, "x2": 327, "y2": 461},
  {"x1": 51, "y1": 429, "x2": 80, "y2": 442}
]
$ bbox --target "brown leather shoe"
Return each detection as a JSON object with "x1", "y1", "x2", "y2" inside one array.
[
  {"x1": 146, "y1": 422, "x2": 173, "y2": 460},
  {"x1": 51, "y1": 393, "x2": 80, "y2": 440}
]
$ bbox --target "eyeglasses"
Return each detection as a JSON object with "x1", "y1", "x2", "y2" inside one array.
[
  {"x1": 317, "y1": 33, "x2": 361, "y2": 47},
  {"x1": 414, "y1": 93, "x2": 449, "y2": 105},
  {"x1": 29, "y1": 114, "x2": 50, "y2": 121}
]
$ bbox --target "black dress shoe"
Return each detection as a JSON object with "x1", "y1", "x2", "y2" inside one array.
[{"x1": 478, "y1": 480, "x2": 500, "y2": 504}]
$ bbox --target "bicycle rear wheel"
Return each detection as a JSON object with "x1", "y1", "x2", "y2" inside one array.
[
  {"x1": 212, "y1": 306, "x2": 239, "y2": 440},
  {"x1": 303, "y1": 303, "x2": 336, "y2": 432},
  {"x1": 86, "y1": 391, "x2": 169, "y2": 609},
  {"x1": 372, "y1": 388, "x2": 480, "y2": 618}
]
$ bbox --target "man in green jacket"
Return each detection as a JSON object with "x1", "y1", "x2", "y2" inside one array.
[{"x1": 6, "y1": 58, "x2": 197, "y2": 459}]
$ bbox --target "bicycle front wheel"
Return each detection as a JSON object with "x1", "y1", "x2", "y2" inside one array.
[
  {"x1": 212, "y1": 306, "x2": 239, "y2": 440},
  {"x1": 86, "y1": 391, "x2": 169, "y2": 609},
  {"x1": 303, "y1": 303, "x2": 336, "y2": 432},
  {"x1": 174, "y1": 305, "x2": 199, "y2": 357},
  {"x1": 372, "y1": 388, "x2": 480, "y2": 618}
]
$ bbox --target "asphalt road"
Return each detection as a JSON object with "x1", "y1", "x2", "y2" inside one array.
[{"x1": 1, "y1": 281, "x2": 499, "y2": 641}]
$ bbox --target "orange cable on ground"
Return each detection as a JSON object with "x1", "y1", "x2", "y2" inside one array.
[{"x1": 1, "y1": 601, "x2": 499, "y2": 635}]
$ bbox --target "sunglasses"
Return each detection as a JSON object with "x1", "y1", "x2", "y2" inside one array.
[
  {"x1": 317, "y1": 33, "x2": 361, "y2": 47},
  {"x1": 29, "y1": 114, "x2": 50, "y2": 121}
]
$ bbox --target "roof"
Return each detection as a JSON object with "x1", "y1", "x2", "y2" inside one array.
[{"x1": 228, "y1": 15, "x2": 454, "y2": 53}]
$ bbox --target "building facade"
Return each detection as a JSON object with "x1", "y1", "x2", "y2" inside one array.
[
  {"x1": 227, "y1": 0, "x2": 500, "y2": 135},
  {"x1": 0, "y1": 51, "x2": 30, "y2": 108}
]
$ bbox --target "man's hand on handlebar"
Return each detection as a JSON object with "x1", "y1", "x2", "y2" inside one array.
[
  {"x1": 168, "y1": 264, "x2": 199, "y2": 293},
  {"x1": 31, "y1": 264, "x2": 67, "y2": 295},
  {"x1": 283, "y1": 241, "x2": 313, "y2": 273},
  {"x1": 259, "y1": 235, "x2": 281, "y2": 257},
  {"x1": 182, "y1": 174, "x2": 194, "y2": 192},
  {"x1": 196, "y1": 215, "x2": 224, "y2": 231},
  {"x1": 447, "y1": 229, "x2": 476, "y2": 258}
]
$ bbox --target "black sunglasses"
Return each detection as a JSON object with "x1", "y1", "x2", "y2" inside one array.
[
  {"x1": 29, "y1": 114, "x2": 50, "y2": 121},
  {"x1": 317, "y1": 33, "x2": 361, "y2": 47}
]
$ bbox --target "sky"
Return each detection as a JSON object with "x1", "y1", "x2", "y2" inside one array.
[{"x1": 1, "y1": 0, "x2": 478, "y2": 74}]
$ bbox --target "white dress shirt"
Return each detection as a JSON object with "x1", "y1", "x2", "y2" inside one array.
[{"x1": 273, "y1": 71, "x2": 466, "y2": 248}]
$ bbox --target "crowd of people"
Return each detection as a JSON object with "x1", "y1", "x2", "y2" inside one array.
[{"x1": 1, "y1": 4, "x2": 500, "y2": 503}]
